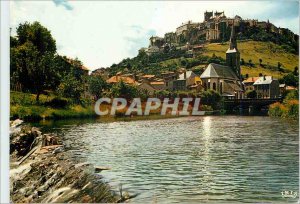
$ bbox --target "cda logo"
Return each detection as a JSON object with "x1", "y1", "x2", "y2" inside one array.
[{"x1": 94, "y1": 97, "x2": 205, "y2": 116}]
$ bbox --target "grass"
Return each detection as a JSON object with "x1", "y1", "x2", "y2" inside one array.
[
  {"x1": 203, "y1": 40, "x2": 299, "y2": 78},
  {"x1": 158, "y1": 40, "x2": 298, "y2": 79},
  {"x1": 10, "y1": 91, "x2": 95, "y2": 121}
]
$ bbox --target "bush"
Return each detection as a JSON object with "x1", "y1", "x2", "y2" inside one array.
[
  {"x1": 45, "y1": 97, "x2": 69, "y2": 108},
  {"x1": 268, "y1": 102, "x2": 286, "y2": 117},
  {"x1": 269, "y1": 100, "x2": 299, "y2": 119},
  {"x1": 246, "y1": 90, "x2": 257, "y2": 99},
  {"x1": 200, "y1": 105, "x2": 213, "y2": 111},
  {"x1": 283, "y1": 100, "x2": 299, "y2": 120}
]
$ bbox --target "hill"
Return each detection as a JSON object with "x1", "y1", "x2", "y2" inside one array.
[
  {"x1": 204, "y1": 40, "x2": 299, "y2": 79},
  {"x1": 107, "y1": 40, "x2": 298, "y2": 80}
]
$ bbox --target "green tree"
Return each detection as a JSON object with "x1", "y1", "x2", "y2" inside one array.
[
  {"x1": 198, "y1": 90, "x2": 221, "y2": 109},
  {"x1": 246, "y1": 90, "x2": 257, "y2": 99},
  {"x1": 283, "y1": 73, "x2": 299, "y2": 87},
  {"x1": 293, "y1": 66, "x2": 298, "y2": 76},
  {"x1": 241, "y1": 58, "x2": 245, "y2": 65},
  {"x1": 58, "y1": 74, "x2": 84, "y2": 103},
  {"x1": 111, "y1": 81, "x2": 139, "y2": 99},
  {"x1": 16, "y1": 21, "x2": 56, "y2": 54},
  {"x1": 88, "y1": 76, "x2": 108, "y2": 100},
  {"x1": 11, "y1": 42, "x2": 57, "y2": 101},
  {"x1": 11, "y1": 22, "x2": 58, "y2": 101},
  {"x1": 277, "y1": 62, "x2": 282, "y2": 71}
]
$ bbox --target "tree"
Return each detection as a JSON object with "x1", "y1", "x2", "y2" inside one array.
[
  {"x1": 88, "y1": 76, "x2": 108, "y2": 100},
  {"x1": 248, "y1": 59, "x2": 253, "y2": 67},
  {"x1": 283, "y1": 73, "x2": 299, "y2": 87},
  {"x1": 246, "y1": 90, "x2": 257, "y2": 99},
  {"x1": 11, "y1": 22, "x2": 59, "y2": 101},
  {"x1": 16, "y1": 21, "x2": 56, "y2": 54},
  {"x1": 111, "y1": 81, "x2": 139, "y2": 99},
  {"x1": 58, "y1": 74, "x2": 84, "y2": 103},
  {"x1": 277, "y1": 62, "x2": 282, "y2": 71},
  {"x1": 198, "y1": 90, "x2": 221, "y2": 109},
  {"x1": 12, "y1": 42, "x2": 57, "y2": 101},
  {"x1": 293, "y1": 66, "x2": 298, "y2": 76},
  {"x1": 241, "y1": 58, "x2": 245, "y2": 65}
]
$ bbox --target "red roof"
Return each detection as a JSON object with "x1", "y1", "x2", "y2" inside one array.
[{"x1": 107, "y1": 76, "x2": 136, "y2": 84}]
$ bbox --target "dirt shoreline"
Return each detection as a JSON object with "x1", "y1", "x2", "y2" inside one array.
[{"x1": 9, "y1": 119, "x2": 128, "y2": 203}]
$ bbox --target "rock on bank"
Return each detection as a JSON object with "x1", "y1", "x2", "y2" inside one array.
[{"x1": 10, "y1": 119, "x2": 118, "y2": 203}]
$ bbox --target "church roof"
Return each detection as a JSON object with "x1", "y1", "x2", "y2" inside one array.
[{"x1": 200, "y1": 63, "x2": 239, "y2": 80}]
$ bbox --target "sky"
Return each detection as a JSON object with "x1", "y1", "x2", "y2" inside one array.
[{"x1": 11, "y1": 0, "x2": 299, "y2": 70}]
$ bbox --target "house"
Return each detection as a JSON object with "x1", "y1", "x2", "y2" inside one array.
[
  {"x1": 243, "y1": 77, "x2": 259, "y2": 91},
  {"x1": 253, "y1": 76, "x2": 280, "y2": 99},
  {"x1": 106, "y1": 73, "x2": 137, "y2": 85},
  {"x1": 279, "y1": 84, "x2": 286, "y2": 96},
  {"x1": 150, "y1": 81, "x2": 166, "y2": 91},
  {"x1": 161, "y1": 71, "x2": 178, "y2": 91},
  {"x1": 137, "y1": 82, "x2": 156, "y2": 95},
  {"x1": 200, "y1": 24, "x2": 244, "y2": 99},
  {"x1": 173, "y1": 71, "x2": 201, "y2": 91}
]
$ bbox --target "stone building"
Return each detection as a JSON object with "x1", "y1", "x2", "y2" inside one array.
[
  {"x1": 200, "y1": 25, "x2": 244, "y2": 99},
  {"x1": 253, "y1": 76, "x2": 280, "y2": 99}
]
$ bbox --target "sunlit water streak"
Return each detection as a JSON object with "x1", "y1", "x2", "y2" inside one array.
[{"x1": 37, "y1": 116, "x2": 299, "y2": 203}]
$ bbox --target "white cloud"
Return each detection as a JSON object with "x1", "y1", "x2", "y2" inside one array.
[{"x1": 10, "y1": 1, "x2": 299, "y2": 70}]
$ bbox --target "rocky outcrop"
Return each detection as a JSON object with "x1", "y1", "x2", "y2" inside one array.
[{"x1": 10, "y1": 120, "x2": 118, "y2": 203}]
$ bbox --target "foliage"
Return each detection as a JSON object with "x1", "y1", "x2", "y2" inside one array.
[
  {"x1": 110, "y1": 81, "x2": 139, "y2": 99},
  {"x1": 246, "y1": 90, "x2": 257, "y2": 99},
  {"x1": 57, "y1": 74, "x2": 85, "y2": 103},
  {"x1": 284, "y1": 90, "x2": 299, "y2": 102},
  {"x1": 44, "y1": 97, "x2": 69, "y2": 108},
  {"x1": 197, "y1": 90, "x2": 222, "y2": 109},
  {"x1": 282, "y1": 73, "x2": 299, "y2": 87},
  {"x1": 16, "y1": 21, "x2": 56, "y2": 54},
  {"x1": 88, "y1": 76, "x2": 108, "y2": 100}
]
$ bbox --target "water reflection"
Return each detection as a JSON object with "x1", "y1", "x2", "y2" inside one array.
[{"x1": 36, "y1": 116, "x2": 299, "y2": 203}]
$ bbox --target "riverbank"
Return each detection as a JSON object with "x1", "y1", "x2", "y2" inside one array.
[{"x1": 9, "y1": 119, "x2": 133, "y2": 203}]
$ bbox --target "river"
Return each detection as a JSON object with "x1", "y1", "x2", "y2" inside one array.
[{"x1": 34, "y1": 116, "x2": 299, "y2": 203}]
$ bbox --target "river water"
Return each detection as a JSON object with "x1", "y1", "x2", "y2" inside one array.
[{"x1": 36, "y1": 116, "x2": 299, "y2": 203}]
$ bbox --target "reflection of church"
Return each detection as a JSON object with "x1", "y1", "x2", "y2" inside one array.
[{"x1": 200, "y1": 24, "x2": 244, "y2": 99}]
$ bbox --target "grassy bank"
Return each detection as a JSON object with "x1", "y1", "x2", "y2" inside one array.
[
  {"x1": 268, "y1": 90, "x2": 299, "y2": 120},
  {"x1": 10, "y1": 91, "x2": 95, "y2": 121}
]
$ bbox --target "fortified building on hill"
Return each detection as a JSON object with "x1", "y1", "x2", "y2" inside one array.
[{"x1": 142, "y1": 11, "x2": 298, "y2": 56}]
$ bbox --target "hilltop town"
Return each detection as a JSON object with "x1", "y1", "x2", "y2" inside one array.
[
  {"x1": 91, "y1": 11, "x2": 298, "y2": 100},
  {"x1": 140, "y1": 11, "x2": 298, "y2": 56}
]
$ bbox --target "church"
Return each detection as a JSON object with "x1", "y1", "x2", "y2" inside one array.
[{"x1": 200, "y1": 24, "x2": 244, "y2": 99}]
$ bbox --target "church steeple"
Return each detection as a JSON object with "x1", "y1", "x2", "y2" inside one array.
[
  {"x1": 226, "y1": 23, "x2": 241, "y2": 79},
  {"x1": 229, "y1": 24, "x2": 237, "y2": 50}
]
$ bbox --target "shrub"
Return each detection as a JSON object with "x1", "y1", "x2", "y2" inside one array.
[
  {"x1": 200, "y1": 105, "x2": 213, "y2": 111},
  {"x1": 268, "y1": 102, "x2": 286, "y2": 117},
  {"x1": 283, "y1": 100, "x2": 299, "y2": 120},
  {"x1": 246, "y1": 90, "x2": 257, "y2": 99},
  {"x1": 45, "y1": 97, "x2": 69, "y2": 108}
]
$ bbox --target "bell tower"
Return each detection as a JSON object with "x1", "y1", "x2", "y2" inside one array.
[{"x1": 226, "y1": 24, "x2": 240, "y2": 78}]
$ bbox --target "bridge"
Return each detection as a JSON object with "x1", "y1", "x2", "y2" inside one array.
[{"x1": 223, "y1": 98, "x2": 283, "y2": 113}]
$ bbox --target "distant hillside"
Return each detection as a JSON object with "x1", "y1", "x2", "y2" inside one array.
[
  {"x1": 106, "y1": 40, "x2": 298, "y2": 80},
  {"x1": 204, "y1": 40, "x2": 299, "y2": 79}
]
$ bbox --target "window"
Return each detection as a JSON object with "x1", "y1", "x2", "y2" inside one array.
[
  {"x1": 220, "y1": 82, "x2": 223, "y2": 93},
  {"x1": 213, "y1": 82, "x2": 216, "y2": 91}
]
